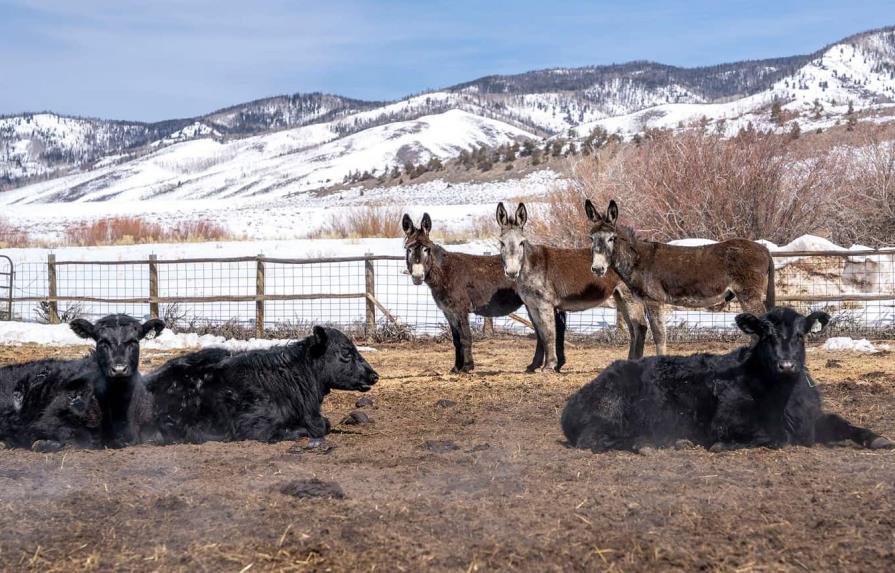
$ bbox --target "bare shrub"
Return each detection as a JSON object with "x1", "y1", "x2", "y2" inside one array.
[
  {"x1": 34, "y1": 302, "x2": 84, "y2": 324},
  {"x1": 63, "y1": 217, "x2": 232, "y2": 246},
  {"x1": 308, "y1": 206, "x2": 404, "y2": 239},
  {"x1": 833, "y1": 131, "x2": 895, "y2": 247},
  {"x1": 0, "y1": 217, "x2": 30, "y2": 248},
  {"x1": 543, "y1": 129, "x2": 842, "y2": 245},
  {"x1": 431, "y1": 214, "x2": 496, "y2": 245}
]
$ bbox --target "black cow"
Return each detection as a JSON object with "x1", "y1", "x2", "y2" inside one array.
[
  {"x1": 144, "y1": 326, "x2": 378, "y2": 444},
  {"x1": 0, "y1": 314, "x2": 164, "y2": 450},
  {"x1": 0, "y1": 358, "x2": 101, "y2": 450},
  {"x1": 562, "y1": 307, "x2": 894, "y2": 452},
  {"x1": 68, "y1": 314, "x2": 165, "y2": 446}
]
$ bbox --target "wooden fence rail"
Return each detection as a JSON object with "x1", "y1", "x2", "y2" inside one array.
[{"x1": 2, "y1": 250, "x2": 894, "y2": 338}]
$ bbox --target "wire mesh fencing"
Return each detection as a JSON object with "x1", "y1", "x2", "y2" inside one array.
[{"x1": 2, "y1": 249, "x2": 894, "y2": 341}]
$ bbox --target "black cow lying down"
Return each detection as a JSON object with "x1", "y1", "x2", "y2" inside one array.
[
  {"x1": 0, "y1": 358, "x2": 101, "y2": 450},
  {"x1": 0, "y1": 314, "x2": 164, "y2": 451},
  {"x1": 145, "y1": 326, "x2": 379, "y2": 444},
  {"x1": 562, "y1": 307, "x2": 894, "y2": 452}
]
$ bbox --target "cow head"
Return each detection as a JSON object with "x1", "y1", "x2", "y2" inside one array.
[
  {"x1": 402, "y1": 213, "x2": 435, "y2": 286},
  {"x1": 70, "y1": 314, "x2": 165, "y2": 379},
  {"x1": 584, "y1": 199, "x2": 618, "y2": 277},
  {"x1": 736, "y1": 307, "x2": 830, "y2": 378},
  {"x1": 308, "y1": 326, "x2": 379, "y2": 392},
  {"x1": 496, "y1": 202, "x2": 528, "y2": 279}
]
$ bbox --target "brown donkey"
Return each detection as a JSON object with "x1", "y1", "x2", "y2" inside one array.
[
  {"x1": 403, "y1": 213, "x2": 567, "y2": 373},
  {"x1": 584, "y1": 199, "x2": 775, "y2": 349},
  {"x1": 496, "y1": 202, "x2": 657, "y2": 372}
]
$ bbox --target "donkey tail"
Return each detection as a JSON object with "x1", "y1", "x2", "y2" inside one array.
[{"x1": 765, "y1": 255, "x2": 776, "y2": 310}]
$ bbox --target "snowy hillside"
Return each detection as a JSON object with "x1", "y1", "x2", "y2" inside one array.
[
  {"x1": 1, "y1": 26, "x2": 893, "y2": 197},
  {"x1": 0, "y1": 109, "x2": 535, "y2": 205}
]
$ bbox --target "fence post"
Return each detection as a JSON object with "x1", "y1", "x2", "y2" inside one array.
[
  {"x1": 47, "y1": 254, "x2": 59, "y2": 324},
  {"x1": 364, "y1": 253, "x2": 375, "y2": 340},
  {"x1": 148, "y1": 254, "x2": 159, "y2": 319},
  {"x1": 482, "y1": 250, "x2": 494, "y2": 336},
  {"x1": 256, "y1": 255, "x2": 265, "y2": 338}
]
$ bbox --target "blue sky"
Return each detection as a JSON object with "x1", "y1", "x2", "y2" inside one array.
[{"x1": 1, "y1": 0, "x2": 892, "y2": 122}]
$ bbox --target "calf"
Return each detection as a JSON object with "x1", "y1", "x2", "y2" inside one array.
[
  {"x1": 562, "y1": 307, "x2": 894, "y2": 452},
  {"x1": 0, "y1": 358, "x2": 101, "y2": 450},
  {"x1": 68, "y1": 314, "x2": 165, "y2": 447},
  {"x1": 144, "y1": 326, "x2": 378, "y2": 444}
]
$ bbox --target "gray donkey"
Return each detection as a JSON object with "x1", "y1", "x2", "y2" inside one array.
[
  {"x1": 584, "y1": 199, "x2": 775, "y2": 345},
  {"x1": 497, "y1": 202, "x2": 660, "y2": 372}
]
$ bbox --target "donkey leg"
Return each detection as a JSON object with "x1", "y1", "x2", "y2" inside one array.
[
  {"x1": 736, "y1": 291, "x2": 768, "y2": 316},
  {"x1": 446, "y1": 317, "x2": 464, "y2": 373},
  {"x1": 645, "y1": 301, "x2": 667, "y2": 356},
  {"x1": 457, "y1": 314, "x2": 475, "y2": 373},
  {"x1": 815, "y1": 413, "x2": 894, "y2": 449},
  {"x1": 527, "y1": 330, "x2": 546, "y2": 373},
  {"x1": 528, "y1": 303, "x2": 558, "y2": 372},
  {"x1": 614, "y1": 291, "x2": 647, "y2": 360},
  {"x1": 554, "y1": 310, "x2": 568, "y2": 371}
]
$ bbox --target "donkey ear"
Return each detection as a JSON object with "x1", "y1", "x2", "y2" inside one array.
[
  {"x1": 516, "y1": 203, "x2": 528, "y2": 229},
  {"x1": 735, "y1": 313, "x2": 768, "y2": 336},
  {"x1": 496, "y1": 202, "x2": 510, "y2": 227},
  {"x1": 69, "y1": 319, "x2": 97, "y2": 340},
  {"x1": 606, "y1": 200, "x2": 619, "y2": 225},
  {"x1": 804, "y1": 311, "x2": 831, "y2": 334},
  {"x1": 401, "y1": 213, "x2": 415, "y2": 236},
  {"x1": 584, "y1": 199, "x2": 600, "y2": 223},
  {"x1": 420, "y1": 213, "x2": 432, "y2": 236}
]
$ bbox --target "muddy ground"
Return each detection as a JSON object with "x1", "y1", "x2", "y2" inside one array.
[{"x1": 0, "y1": 338, "x2": 894, "y2": 572}]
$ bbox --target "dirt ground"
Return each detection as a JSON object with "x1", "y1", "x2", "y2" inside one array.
[{"x1": 1, "y1": 338, "x2": 894, "y2": 572}]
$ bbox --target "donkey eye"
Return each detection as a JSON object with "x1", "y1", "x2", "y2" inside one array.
[{"x1": 608, "y1": 237, "x2": 615, "y2": 243}]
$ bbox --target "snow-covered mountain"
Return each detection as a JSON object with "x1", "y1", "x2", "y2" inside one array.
[
  {"x1": 1, "y1": 26, "x2": 893, "y2": 201},
  {"x1": 0, "y1": 109, "x2": 535, "y2": 204}
]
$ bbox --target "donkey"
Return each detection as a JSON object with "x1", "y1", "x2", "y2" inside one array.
[
  {"x1": 496, "y1": 203, "x2": 658, "y2": 372},
  {"x1": 403, "y1": 213, "x2": 567, "y2": 373},
  {"x1": 584, "y1": 199, "x2": 775, "y2": 351}
]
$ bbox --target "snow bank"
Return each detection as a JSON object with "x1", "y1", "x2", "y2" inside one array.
[
  {"x1": 0, "y1": 322, "x2": 376, "y2": 353},
  {"x1": 821, "y1": 337, "x2": 881, "y2": 353}
]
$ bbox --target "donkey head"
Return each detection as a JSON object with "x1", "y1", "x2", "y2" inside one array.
[
  {"x1": 496, "y1": 202, "x2": 528, "y2": 279},
  {"x1": 402, "y1": 213, "x2": 434, "y2": 285},
  {"x1": 584, "y1": 199, "x2": 619, "y2": 277}
]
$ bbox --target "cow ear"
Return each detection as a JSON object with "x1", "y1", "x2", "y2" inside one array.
[
  {"x1": 421, "y1": 213, "x2": 432, "y2": 236},
  {"x1": 312, "y1": 325, "x2": 329, "y2": 350},
  {"x1": 496, "y1": 202, "x2": 509, "y2": 228},
  {"x1": 140, "y1": 319, "x2": 166, "y2": 340},
  {"x1": 584, "y1": 199, "x2": 600, "y2": 223},
  {"x1": 401, "y1": 214, "x2": 415, "y2": 237},
  {"x1": 804, "y1": 311, "x2": 831, "y2": 334},
  {"x1": 606, "y1": 200, "x2": 619, "y2": 225},
  {"x1": 69, "y1": 319, "x2": 97, "y2": 340},
  {"x1": 735, "y1": 313, "x2": 768, "y2": 336},
  {"x1": 516, "y1": 203, "x2": 528, "y2": 229}
]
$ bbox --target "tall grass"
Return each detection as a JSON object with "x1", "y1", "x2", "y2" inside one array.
[
  {"x1": 307, "y1": 206, "x2": 405, "y2": 239},
  {"x1": 63, "y1": 217, "x2": 233, "y2": 246},
  {"x1": 0, "y1": 217, "x2": 30, "y2": 248}
]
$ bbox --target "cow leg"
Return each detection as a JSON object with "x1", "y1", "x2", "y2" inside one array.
[
  {"x1": 528, "y1": 303, "x2": 558, "y2": 372},
  {"x1": 456, "y1": 314, "x2": 475, "y2": 372},
  {"x1": 644, "y1": 301, "x2": 667, "y2": 356},
  {"x1": 554, "y1": 310, "x2": 567, "y2": 371},
  {"x1": 614, "y1": 290, "x2": 647, "y2": 360},
  {"x1": 814, "y1": 413, "x2": 895, "y2": 449}
]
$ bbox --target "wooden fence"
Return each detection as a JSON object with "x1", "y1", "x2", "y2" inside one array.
[{"x1": 1, "y1": 249, "x2": 894, "y2": 339}]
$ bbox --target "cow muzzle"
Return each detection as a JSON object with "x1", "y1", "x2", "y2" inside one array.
[{"x1": 109, "y1": 364, "x2": 130, "y2": 377}]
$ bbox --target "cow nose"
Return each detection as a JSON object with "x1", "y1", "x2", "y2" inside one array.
[
  {"x1": 591, "y1": 265, "x2": 605, "y2": 275},
  {"x1": 778, "y1": 360, "x2": 796, "y2": 373},
  {"x1": 111, "y1": 364, "x2": 129, "y2": 376}
]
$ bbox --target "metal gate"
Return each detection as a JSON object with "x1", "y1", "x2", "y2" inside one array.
[{"x1": 0, "y1": 255, "x2": 13, "y2": 320}]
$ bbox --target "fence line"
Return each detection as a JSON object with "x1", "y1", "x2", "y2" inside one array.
[{"x1": 1, "y1": 250, "x2": 894, "y2": 340}]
